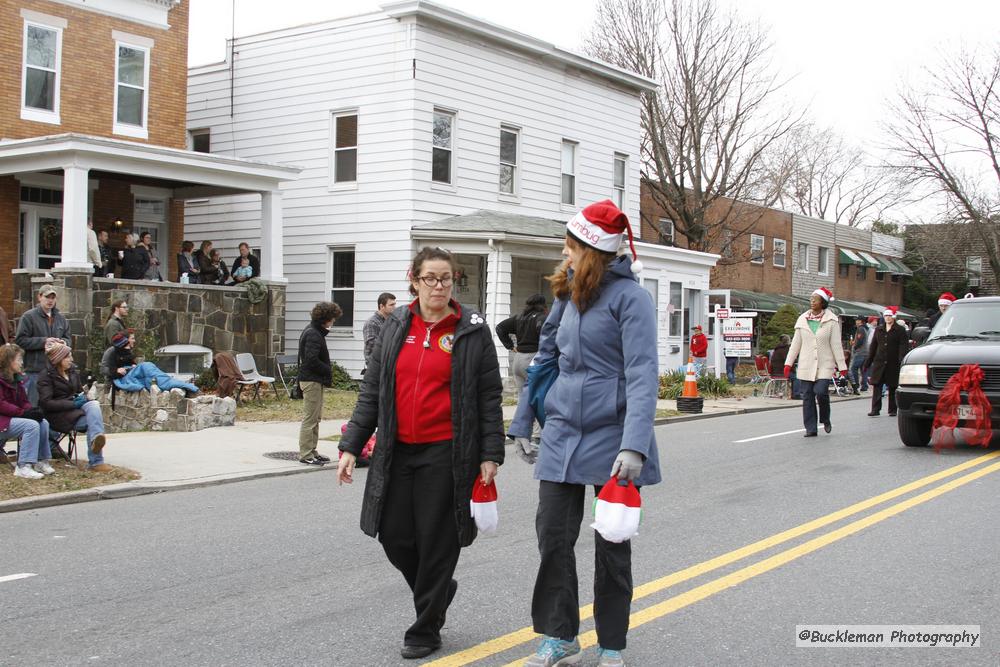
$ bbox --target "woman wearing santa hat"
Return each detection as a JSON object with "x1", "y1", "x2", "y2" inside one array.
[
  {"x1": 783, "y1": 287, "x2": 848, "y2": 437},
  {"x1": 863, "y1": 306, "x2": 910, "y2": 417},
  {"x1": 508, "y1": 200, "x2": 660, "y2": 667}
]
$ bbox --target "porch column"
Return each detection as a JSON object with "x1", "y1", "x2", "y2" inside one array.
[
  {"x1": 56, "y1": 164, "x2": 92, "y2": 269},
  {"x1": 260, "y1": 190, "x2": 286, "y2": 282}
]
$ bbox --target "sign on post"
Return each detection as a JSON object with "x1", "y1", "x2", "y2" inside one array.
[
  {"x1": 716, "y1": 308, "x2": 729, "y2": 319},
  {"x1": 722, "y1": 316, "x2": 755, "y2": 358}
]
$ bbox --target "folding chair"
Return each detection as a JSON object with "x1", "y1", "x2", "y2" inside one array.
[
  {"x1": 1, "y1": 436, "x2": 21, "y2": 470},
  {"x1": 275, "y1": 353, "x2": 298, "y2": 399},
  {"x1": 750, "y1": 355, "x2": 770, "y2": 385},
  {"x1": 235, "y1": 353, "x2": 278, "y2": 401}
]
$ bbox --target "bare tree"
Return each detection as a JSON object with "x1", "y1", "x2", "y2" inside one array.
[
  {"x1": 586, "y1": 0, "x2": 802, "y2": 259},
  {"x1": 886, "y1": 46, "x2": 1000, "y2": 285}
]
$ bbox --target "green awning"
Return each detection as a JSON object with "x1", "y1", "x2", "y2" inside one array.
[
  {"x1": 827, "y1": 298, "x2": 881, "y2": 319},
  {"x1": 856, "y1": 251, "x2": 882, "y2": 268},
  {"x1": 838, "y1": 249, "x2": 863, "y2": 265},
  {"x1": 886, "y1": 258, "x2": 913, "y2": 276},
  {"x1": 871, "y1": 255, "x2": 896, "y2": 273},
  {"x1": 727, "y1": 289, "x2": 811, "y2": 313}
]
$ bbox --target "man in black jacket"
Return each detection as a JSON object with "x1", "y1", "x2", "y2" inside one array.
[
  {"x1": 298, "y1": 301, "x2": 342, "y2": 464},
  {"x1": 495, "y1": 294, "x2": 546, "y2": 446},
  {"x1": 14, "y1": 284, "x2": 71, "y2": 405}
]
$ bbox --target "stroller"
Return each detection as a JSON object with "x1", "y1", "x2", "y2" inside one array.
[{"x1": 831, "y1": 374, "x2": 858, "y2": 397}]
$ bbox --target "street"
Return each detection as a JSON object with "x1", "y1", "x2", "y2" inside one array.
[{"x1": 3, "y1": 399, "x2": 999, "y2": 666}]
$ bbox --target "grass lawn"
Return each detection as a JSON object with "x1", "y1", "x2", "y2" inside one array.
[
  {"x1": 236, "y1": 389, "x2": 359, "y2": 422},
  {"x1": 655, "y1": 409, "x2": 682, "y2": 418},
  {"x1": 0, "y1": 460, "x2": 139, "y2": 502}
]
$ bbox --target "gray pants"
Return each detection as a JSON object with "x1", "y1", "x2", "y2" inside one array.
[
  {"x1": 511, "y1": 351, "x2": 541, "y2": 440},
  {"x1": 298, "y1": 381, "x2": 324, "y2": 457}
]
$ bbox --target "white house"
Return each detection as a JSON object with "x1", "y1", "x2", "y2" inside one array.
[{"x1": 185, "y1": 0, "x2": 718, "y2": 377}]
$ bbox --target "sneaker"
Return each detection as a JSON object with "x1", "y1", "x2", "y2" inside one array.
[
  {"x1": 312, "y1": 452, "x2": 331, "y2": 463},
  {"x1": 33, "y1": 461, "x2": 56, "y2": 476},
  {"x1": 299, "y1": 456, "x2": 325, "y2": 466},
  {"x1": 14, "y1": 464, "x2": 44, "y2": 480},
  {"x1": 597, "y1": 648, "x2": 626, "y2": 667},
  {"x1": 524, "y1": 636, "x2": 581, "y2": 666},
  {"x1": 91, "y1": 434, "x2": 107, "y2": 457}
]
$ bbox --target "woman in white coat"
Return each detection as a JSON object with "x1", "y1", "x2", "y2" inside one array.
[{"x1": 783, "y1": 287, "x2": 848, "y2": 437}]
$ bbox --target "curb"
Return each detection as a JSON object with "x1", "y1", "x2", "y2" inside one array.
[{"x1": 654, "y1": 393, "x2": 865, "y2": 425}]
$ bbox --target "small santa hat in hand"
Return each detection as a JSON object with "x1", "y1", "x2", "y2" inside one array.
[
  {"x1": 470, "y1": 479, "x2": 499, "y2": 536},
  {"x1": 812, "y1": 286, "x2": 834, "y2": 303},
  {"x1": 938, "y1": 292, "x2": 957, "y2": 307},
  {"x1": 566, "y1": 200, "x2": 643, "y2": 273},
  {"x1": 883, "y1": 305, "x2": 899, "y2": 318},
  {"x1": 590, "y1": 478, "x2": 642, "y2": 543}
]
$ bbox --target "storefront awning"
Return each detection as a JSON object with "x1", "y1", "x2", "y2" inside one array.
[
  {"x1": 856, "y1": 251, "x2": 882, "y2": 269},
  {"x1": 827, "y1": 298, "x2": 882, "y2": 318},
  {"x1": 871, "y1": 255, "x2": 896, "y2": 273},
  {"x1": 838, "y1": 249, "x2": 864, "y2": 265},
  {"x1": 885, "y1": 257, "x2": 913, "y2": 276},
  {"x1": 727, "y1": 289, "x2": 810, "y2": 313}
]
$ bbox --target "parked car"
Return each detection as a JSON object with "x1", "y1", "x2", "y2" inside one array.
[{"x1": 896, "y1": 297, "x2": 1000, "y2": 447}]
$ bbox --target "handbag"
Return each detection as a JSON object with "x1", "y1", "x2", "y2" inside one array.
[
  {"x1": 590, "y1": 477, "x2": 642, "y2": 543},
  {"x1": 524, "y1": 298, "x2": 567, "y2": 427},
  {"x1": 289, "y1": 342, "x2": 304, "y2": 400}
]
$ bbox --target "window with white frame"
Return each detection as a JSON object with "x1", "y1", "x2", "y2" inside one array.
[
  {"x1": 329, "y1": 248, "x2": 355, "y2": 328},
  {"x1": 189, "y1": 128, "x2": 210, "y2": 153},
  {"x1": 612, "y1": 153, "x2": 627, "y2": 209},
  {"x1": 797, "y1": 242, "x2": 810, "y2": 272},
  {"x1": 114, "y1": 40, "x2": 150, "y2": 137},
  {"x1": 561, "y1": 140, "x2": 577, "y2": 206},
  {"x1": 643, "y1": 277, "x2": 659, "y2": 327},
  {"x1": 750, "y1": 234, "x2": 764, "y2": 264},
  {"x1": 967, "y1": 256, "x2": 983, "y2": 286},
  {"x1": 773, "y1": 238, "x2": 786, "y2": 268},
  {"x1": 658, "y1": 218, "x2": 674, "y2": 246},
  {"x1": 499, "y1": 126, "x2": 518, "y2": 195},
  {"x1": 668, "y1": 281, "x2": 682, "y2": 337},
  {"x1": 22, "y1": 19, "x2": 63, "y2": 123},
  {"x1": 332, "y1": 111, "x2": 358, "y2": 185},
  {"x1": 432, "y1": 110, "x2": 454, "y2": 184},
  {"x1": 817, "y1": 247, "x2": 829, "y2": 275}
]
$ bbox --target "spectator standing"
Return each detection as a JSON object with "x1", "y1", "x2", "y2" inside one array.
[
  {"x1": 769, "y1": 334, "x2": 791, "y2": 373},
  {"x1": 508, "y1": 201, "x2": 659, "y2": 667},
  {"x1": 140, "y1": 233, "x2": 163, "y2": 281},
  {"x1": 783, "y1": 287, "x2": 848, "y2": 437},
  {"x1": 208, "y1": 249, "x2": 230, "y2": 285},
  {"x1": 195, "y1": 241, "x2": 219, "y2": 285},
  {"x1": 494, "y1": 292, "x2": 546, "y2": 391},
  {"x1": 864, "y1": 306, "x2": 910, "y2": 417},
  {"x1": 87, "y1": 220, "x2": 102, "y2": 275},
  {"x1": 297, "y1": 301, "x2": 342, "y2": 465},
  {"x1": 231, "y1": 243, "x2": 261, "y2": 281},
  {"x1": 105, "y1": 300, "x2": 128, "y2": 345},
  {"x1": 177, "y1": 240, "x2": 200, "y2": 283},
  {"x1": 337, "y1": 247, "x2": 504, "y2": 661},
  {"x1": 690, "y1": 325, "x2": 708, "y2": 376},
  {"x1": 14, "y1": 284, "x2": 71, "y2": 405},
  {"x1": 0, "y1": 344, "x2": 53, "y2": 479},
  {"x1": 121, "y1": 233, "x2": 149, "y2": 280},
  {"x1": 849, "y1": 316, "x2": 870, "y2": 392},
  {"x1": 362, "y1": 292, "x2": 397, "y2": 371},
  {"x1": 97, "y1": 229, "x2": 116, "y2": 277},
  {"x1": 37, "y1": 344, "x2": 111, "y2": 472}
]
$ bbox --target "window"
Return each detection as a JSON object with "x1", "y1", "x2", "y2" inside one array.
[
  {"x1": 773, "y1": 238, "x2": 786, "y2": 268},
  {"x1": 561, "y1": 140, "x2": 577, "y2": 206},
  {"x1": 721, "y1": 229, "x2": 734, "y2": 259},
  {"x1": 890, "y1": 274, "x2": 900, "y2": 283},
  {"x1": 817, "y1": 247, "x2": 829, "y2": 275},
  {"x1": 21, "y1": 19, "x2": 63, "y2": 123},
  {"x1": 499, "y1": 126, "x2": 518, "y2": 195},
  {"x1": 432, "y1": 110, "x2": 454, "y2": 184},
  {"x1": 332, "y1": 112, "x2": 358, "y2": 184},
  {"x1": 856, "y1": 265, "x2": 867, "y2": 280},
  {"x1": 133, "y1": 195, "x2": 168, "y2": 256},
  {"x1": 967, "y1": 256, "x2": 983, "y2": 286},
  {"x1": 114, "y1": 41, "x2": 150, "y2": 137},
  {"x1": 875, "y1": 270, "x2": 885, "y2": 283},
  {"x1": 189, "y1": 129, "x2": 210, "y2": 153},
  {"x1": 796, "y1": 242, "x2": 809, "y2": 272},
  {"x1": 658, "y1": 218, "x2": 674, "y2": 246},
  {"x1": 329, "y1": 248, "x2": 355, "y2": 328},
  {"x1": 668, "y1": 281, "x2": 682, "y2": 337},
  {"x1": 612, "y1": 153, "x2": 627, "y2": 209},
  {"x1": 750, "y1": 234, "x2": 764, "y2": 264},
  {"x1": 839, "y1": 264, "x2": 850, "y2": 279},
  {"x1": 643, "y1": 277, "x2": 659, "y2": 327}
]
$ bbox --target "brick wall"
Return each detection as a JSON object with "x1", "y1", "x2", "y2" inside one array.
[
  {"x1": 0, "y1": 177, "x2": 19, "y2": 311},
  {"x1": 834, "y1": 252, "x2": 905, "y2": 305},
  {"x1": 0, "y1": 0, "x2": 189, "y2": 148},
  {"x1": 906, "y1": 224, "x2": 998, "y2": 297}
]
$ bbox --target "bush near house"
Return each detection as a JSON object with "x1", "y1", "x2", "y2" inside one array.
[
  {"x1": 658, "y1": 371, "x2": 732, "y2": 399},
  {"x1": 758, "y1": 304, "x2": 798, "y2": 354}
]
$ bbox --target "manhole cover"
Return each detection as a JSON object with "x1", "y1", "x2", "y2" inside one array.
[{"x1": 263, "y1": 451, "x2": 303, "y2": 461}]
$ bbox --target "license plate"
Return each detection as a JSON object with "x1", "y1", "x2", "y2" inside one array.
[{"x1": 955, "y1": 404, "x2": 978, "y2": 420}]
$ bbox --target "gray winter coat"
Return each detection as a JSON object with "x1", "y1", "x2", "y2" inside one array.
[
  {"x1": 509, "y1": 255, "x2": 662, "y2": 486},
  {"x1": 339, "y1": 302, "x2": 505, "y2": 548},
  {"x1": 14, "y1": 306, "x2": 71, "y2": 373}
]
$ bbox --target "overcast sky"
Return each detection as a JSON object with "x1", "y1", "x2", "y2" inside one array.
[{"x1": 188, "y1": 0, "x2": 1000, "y2": 146}]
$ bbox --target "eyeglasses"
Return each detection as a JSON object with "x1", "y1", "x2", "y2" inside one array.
[{"x1": 417, "y1": 275, "x2": 453, "y2": 288}]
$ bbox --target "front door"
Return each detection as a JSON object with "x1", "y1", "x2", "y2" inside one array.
[{"x1": 19, "y1": 205, "x2": 63, "y2": 269}]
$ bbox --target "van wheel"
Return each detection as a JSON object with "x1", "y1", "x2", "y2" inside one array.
[{"x1": 898, "y1": 415, "x2": 931, "y2": 447}]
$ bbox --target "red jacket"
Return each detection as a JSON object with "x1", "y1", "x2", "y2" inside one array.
[
  {"x1": 690, "y1": 332, "x2": 708, "y2": 358},
  {"x1": 394, "y1": 301, "x2": 460, "y2": 444},
  {"x1": 0, "y1": 375, "x2": 31, "y2": 432}
]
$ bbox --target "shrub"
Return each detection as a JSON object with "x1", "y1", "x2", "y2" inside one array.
[
  {"x1": 330, "y1": 361, "x2": 358, "y2": 391},
  {"x1": 193, "y1": 365, "x2": 217, "y2": 391},
  {"x1": 758, "y1": 304, "x2": 798, "y2": 354},
  {"x1": 658, "y1": 371, "x2": 732, "y2": 399}
]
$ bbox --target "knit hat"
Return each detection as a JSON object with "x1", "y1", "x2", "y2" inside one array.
[
  {"x1": 867, "y1": 315, "x2": 879, "y2": 323},
  {"x1": 812, "y1": 287, "x2": 834, "y2": 303},
  {"x1": 566, "y1": 200, "x2": 642, "y2": 273},
  {"x1": 938, "y1": 292, "x2": 957, "y2": 307},
  {"x1": 112, "y1": 332, "x2": 129, "y2": 349},
  {"x1": 46, "y1": 344, "x2": 72, "y2": 366},
  {"x1": 883, "y1": 305, "x2": 899, "y2": 318}
]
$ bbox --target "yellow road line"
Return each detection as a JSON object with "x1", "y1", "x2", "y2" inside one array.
[{"x1": 427, "y1": 451, "x2": 1000, "y2": 667}]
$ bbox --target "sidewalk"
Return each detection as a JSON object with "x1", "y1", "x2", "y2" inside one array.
[{"x1": 0, "y1": 393, "x2": 863, "y2": 513}]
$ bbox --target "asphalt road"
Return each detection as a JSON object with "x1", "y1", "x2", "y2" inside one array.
[{"x1": 3, "y1": 399, "x2": 999, "y2": 666}]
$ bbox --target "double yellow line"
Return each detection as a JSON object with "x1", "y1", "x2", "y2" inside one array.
[{"x1": 428, "y1": 451, "x2": 1000, "y2": 667}]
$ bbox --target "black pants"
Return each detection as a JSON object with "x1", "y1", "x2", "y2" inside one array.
[
  {"x1": 871, "y1": 382, "x2": 898, "y2": 415},
  {"x1": 799, "y1": 379, "x2": 831, "y2": 434},
  {"x1": 378, "y1": 441, "x2": 460, "y2": 648},
  {"x1": 533, "y1": 481, "x2": 634, "y2": 651}
]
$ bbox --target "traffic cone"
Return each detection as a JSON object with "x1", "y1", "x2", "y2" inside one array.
[{"x1": 682, "y1": 356, "x2": 699, "y2": 398}]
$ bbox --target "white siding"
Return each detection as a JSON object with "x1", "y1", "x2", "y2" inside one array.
[
  {"x1": 871, "y1": 231, "x2": 905, "y2": 258},
  {"x1": 790, "y1": 214, "x2": 836, "y2": 298}
]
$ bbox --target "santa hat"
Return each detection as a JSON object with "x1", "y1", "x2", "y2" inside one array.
[
  {"x1": 46, "y1": 344, "x2": 72, "y2": 366},
  {"x1": 566, "y1": 200, "x2": 642, "y2": 273},
  {"x1": 812, "y1": 287, "x2": 834, "y2": 303},
  {"x1": 591, "y1": 478, "x2": 642, "y2": 543},
  {"x1": 883, "y1": 305, "x2": 899, "y2": 318},
  {"x1": 470, "y1": 480, "x2": 499, "y2": 536},
  {"x1": 938, "y1": 292, "x2": 957, "y2": 307}
]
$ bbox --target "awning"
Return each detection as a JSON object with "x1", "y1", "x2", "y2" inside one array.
[
  {"x1": 885, "y1": 257, "x2": 913, "y2": 276},
  {"x1": 727, "y1": 289, "x2": 810, "y2": 313},
  {"x1": 871, "y1": 255, "x2": 896, "y2": 273},
  {"x1": 827, "y1": 298, "x2": 882, "y2": 319},
  {"x1": 838, "y1": 249, "x2": 864, "y2": 265},
  {"x1": 857, "y1": 251, "x2": 882, "y2": 268}
]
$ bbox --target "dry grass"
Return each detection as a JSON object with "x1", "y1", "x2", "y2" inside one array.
[
  {"x1": 0, "y1": 460, "x2": 140, "y2": 502},
  {"x1": 655, "y1": 409, "x2": 683, "y2": 419},
  {"x1": 236, "y1": 390, "x2": 359, "y2": 422}
]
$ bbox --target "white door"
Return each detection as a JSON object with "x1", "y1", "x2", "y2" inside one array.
[{"x1": 19, "y1": 205, "x2": 63, "y2": 269}]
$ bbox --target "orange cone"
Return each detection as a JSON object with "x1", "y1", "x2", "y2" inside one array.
[{"x1": 681, "y1": 355, "x2": 700, "y2": 398}]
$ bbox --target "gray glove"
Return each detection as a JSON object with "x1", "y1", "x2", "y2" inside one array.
[
  {"x1": 610, "y1": 450, "x2": 644, "y2": 481},
  {"x1": 513, "y1": 437, "x2": 538, "y2": 465}
]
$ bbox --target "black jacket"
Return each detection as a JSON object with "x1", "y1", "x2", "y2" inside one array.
[
  {"x1": 495, "y1": 309, "x2": 545, "y2": 354},
  {"x1": 37, "y1": 364, "x2": 85, "y2": 434},
  {"x1": 196, "y1": 250, "x2": 220, "y2": 284},
  {"x1": 297, "y1": 321, "x2": 331, "y2": 386},
  {"x1": 98, "y1": 243, "x2": 117, "y2": 276},
  {"x1": 177, "y1": 253, "x2": 199, "y2": 283},
  {"x1": 14, "y1": 306, "x2": 71, "y2": 373},
  {"x1": 864, "y1": 323, "x2": 909, "y2": 386},
  {"x1": 231, "y1": 253, "x2": 260, "y2": 278},
  {"x1": 340, "y1": 303, "x2": 505, "y2": 548},
  {"x1": 106, "y1": 347, "x2": 135, "y2": 384},
  {"x1": 122, "y1": 246, "x2": 150, "y2": 280}
]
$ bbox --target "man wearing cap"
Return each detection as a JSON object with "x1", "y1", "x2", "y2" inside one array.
[
  {"x1": 690, "y1": 325, "x2": 708, "y2": 376},
  {"x1": 928, "y1": 292, "x2": 956, "y2": 329},
  {"x1": 14, "y1": 284, "x2": 71, "y2": 405}
]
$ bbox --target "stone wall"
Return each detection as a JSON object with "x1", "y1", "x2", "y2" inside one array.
[{"x1": 92, "y1": 383, "x2": 236, "y2": 433}]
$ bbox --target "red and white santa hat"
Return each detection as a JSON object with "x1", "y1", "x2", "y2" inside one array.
[
  {"x1": 812, "y1": 286, "x2": 834, "y2": 303},
  {"x1": 883, "y1": 305, "x2": 899, "y2": 318},
  {"x1": 566, "y1": 200, "x2": 642, "y2": 273},
  {"x1": 938, "y1": 292, "x2": 957, "y2": 306}
]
